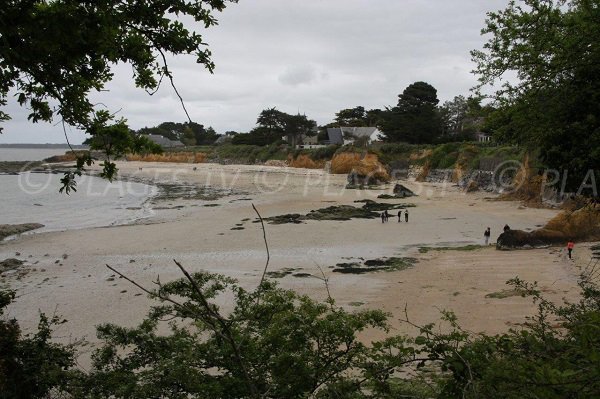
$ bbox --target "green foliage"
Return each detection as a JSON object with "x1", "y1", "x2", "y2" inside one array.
[
  {"x1": 428, "y1": 143, "x2": 461, "y2": 169},
  {"x1": 131, "y1": 134, "x2": 163, "y2": 156},
  {"x1": 2, "y1": 261, "x2": 600, "y2": 398},
  {"x1": 214, "y1": 143, "x2": 287, "y2": 164},
  {"x1": 0, "y1": 290, "x2": 79, "y2": 398},
  {"x1": 231, "y1": 127, "x2": 282, "y2": 146},
  {"x1": 0, "y1": 0, "x2": 233, "y2": 130},
  {"x1": 333, "y1": 106, "x2": 383, "y2": 127},
  {"x1": 379, "y1": 81, "x2": 443, "y2": 144},
  {"x1": 81, "y1": 266, "x2": 421, "y2": 398},
  {"x1": 61, "y1": 111, "x2": 163, "y2": 192},
  {"x1": 1, "y1": 1, "x2": 232, "y2": 191},
  {"x1": 416, "y1": 276, "x2": 600, "y2": 398},
  {"x1": 292, "y1": 145, "x2": 340, "y2": 161},
  {"x1": 136, "y1": 122, "x2": 218, "y2": 145},
  {"x1": 472, "y1": 0, "x2": 600, "y2": 192}
]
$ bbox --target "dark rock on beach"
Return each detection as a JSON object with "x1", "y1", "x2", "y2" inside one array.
[
  {"x1": 393, "y1": 184, "x2": 416, "y2": 198},
  {"x1": 0, "y1": 223, "x2": 44, "y2": 241},
  {"x1": 0, "y1": 258, "x2": 25, "y2": 273},
  {"x1": 496, "y1": 229, "x2": 567, "y2": 250}
]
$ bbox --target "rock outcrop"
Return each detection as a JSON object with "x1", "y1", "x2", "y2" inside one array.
[
  {"x1": 393, "y1": 184, "x2": 416, "y2": 198},
  {"x1": 0, "y1": 223, "x2": 44, "y2": 241},
  {"x1": 496, "y1": 229, "x2": 566, "y2": 250}
]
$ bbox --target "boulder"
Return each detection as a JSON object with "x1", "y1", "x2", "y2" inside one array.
[
  {"x1": 496, "y1": 229, "x2": 566, "y2": 250},
  {"x1": 393, "y1": 184, "x2": 416, "y2": 198}
]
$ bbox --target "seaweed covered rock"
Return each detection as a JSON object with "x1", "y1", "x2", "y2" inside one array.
[
  {"x1": 0, "y1": 223, "x2": 44, "y2": 241},
  {"x1": 0, "y1": 258, "x2": 24, "y2": 273},
  {"x1": 496, "y1": 229, "x2": 566, "y2": 250}
]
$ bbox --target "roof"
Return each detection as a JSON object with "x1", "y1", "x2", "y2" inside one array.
[
  {"x1": 326, "y1": 127, "x2": 382, "y2": 145},
  {"x1": 146, "y1": 134, "x2": 184, "y2": 148}
]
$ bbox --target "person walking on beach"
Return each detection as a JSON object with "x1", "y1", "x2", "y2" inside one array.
[
  {"x1": 404, "y1": 209, "x2": 409, "y2": 222},
  {"x1": 567, "y1": 240, "x2": 575, "y2": 259},
  {"x1": 397, "y1": 210, "x2": 402, "y2": 223},
  {"x1": 484, "y1": 227, "x2": 491, "y2": 245},
  {"x1": 384, "y1": 210, "x2": 390, "y2": 223},
  {"x1": 381, "y1": 212, "x2": 385, "y2": 224}
]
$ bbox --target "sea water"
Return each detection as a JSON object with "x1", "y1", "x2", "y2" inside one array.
[
  {"x1": 0, "y1": 172, "x2": 157, "y2": 234},
  {"x1": 0, "y1": 147, "x2": 75, "y2": 162}
]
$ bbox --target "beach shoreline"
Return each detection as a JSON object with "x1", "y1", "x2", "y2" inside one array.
[{"x1": 0, "y1": 161, "x2": 586, "y2": 366}]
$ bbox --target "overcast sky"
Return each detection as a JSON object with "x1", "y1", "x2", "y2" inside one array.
[{"x1": 0, "y1": 0, "x2": 510, "y2": 144}]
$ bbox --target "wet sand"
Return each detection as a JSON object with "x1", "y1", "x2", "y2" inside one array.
[{"x1": 1, "y1": 161, "x2": 586, "y2": 365}]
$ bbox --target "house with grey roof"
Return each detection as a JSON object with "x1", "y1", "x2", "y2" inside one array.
[
  {"x1": 145, "y1": 134, "x2": 184, "y2": 148},
  {"x1": 326, "y1": 127, "x2": 383, "y2": 145}
]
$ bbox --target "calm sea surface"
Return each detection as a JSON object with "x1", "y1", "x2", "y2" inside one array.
[
  {"x1": 1, "y1": 148, "x2": 157, "y2": 235},
  {"x1": 0, "y1": 147, "x2": 74, "y2": 161}
]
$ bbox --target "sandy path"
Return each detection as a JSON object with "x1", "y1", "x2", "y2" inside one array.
[{"x1": 0, "y1": 161, "x2": 587, "y2": 366}]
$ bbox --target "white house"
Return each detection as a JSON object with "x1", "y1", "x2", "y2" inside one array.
[{"x1": 326, "y1": 127, "x2": 383, "y2": 146}]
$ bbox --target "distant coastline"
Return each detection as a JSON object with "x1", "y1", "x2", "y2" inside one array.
[{"x1": 0, "y1": 143, "x2": 89, "y2": 149}]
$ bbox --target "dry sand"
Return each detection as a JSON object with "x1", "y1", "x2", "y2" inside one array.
[{"x1": 1, "y1": 161, "x2": 588, "y2": 365}]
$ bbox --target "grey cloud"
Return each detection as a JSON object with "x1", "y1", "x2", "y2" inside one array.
[
  {"x1": 278, "y1": 64, "x2": 318, "y2": 86},
  {"x1": 0, "y1": 0, "x2": 510, "y2": 143}
]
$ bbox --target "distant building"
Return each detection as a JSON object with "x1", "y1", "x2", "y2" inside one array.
[
  {"x1": 145, "y1": 134, "x2": 184, "y2": 148},
  {"x1": 326, "y1": 127, "x2": 382, "y2": 145},
  {"x1": 302, "y1": 134, "x2": 319, "y2": 145},
  {"x1": 476, "y1": 132, "x2": 492, "y2": 143}
]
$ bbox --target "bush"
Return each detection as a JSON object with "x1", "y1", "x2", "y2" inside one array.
[{"x1": 0, "y1": 290, "x2": 79, "y2": 398}]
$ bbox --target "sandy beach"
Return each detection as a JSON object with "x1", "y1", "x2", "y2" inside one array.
[{"x1": 1, "y1": 161, "x2": 587, "y2": 366}]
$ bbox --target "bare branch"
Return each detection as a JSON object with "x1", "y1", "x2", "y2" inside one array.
[
  {"x1": 252, "y1": 203, "x2": 270, "y2": 287},
  {"x1": 157, "y1": 48, "x2": 192, "y2": 124}
]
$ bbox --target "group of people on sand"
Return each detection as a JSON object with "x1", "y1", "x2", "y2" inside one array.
[{"x1": 381, "y1": 209, "x2": 409, "y2": 223}]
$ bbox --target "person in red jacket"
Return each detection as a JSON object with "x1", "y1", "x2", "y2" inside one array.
[{"x1": 567, "y1": 240, "x2": 575, "y2": 259}]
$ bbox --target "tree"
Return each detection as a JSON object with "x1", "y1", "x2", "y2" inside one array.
[
  {"x1": 332, "y1": 106, "x2": 383, "y2": 127},
  {"x1": 439, "y1": 95, "x2": 470, "y2": 136},
  {"x1": 0, "y1": 0, "x2": 233, "y2": 130},
  {"x1": 231, "y1": 127, "x2": 282, "y2": 146},
  {"x1": 201, "y1": 126, "x2": 220, "y2": 145},
  {"x1": 283, "y1": 113, "x2": 316, "y2": 148},
  {"x1": 3, "y1": 257, "x2": 600, "y2": 397},
  {"x1": 181, "y1": 126, "x2": 197, "y2": 146},
  {"x1": 256, "y1": 108, "x2": 286, "y2": 134},
  {"x1": 334, "y1": 106, "x2": 367, "y2": 126},
  {"x1": 379, "y1": 82, "x2": 442, "y2": 144},
  {"x1": 472, "y1": 0, "x2": 600, "y2": 192},
  {"x1": 254, "y1": 108, "x2": 316, "y2": 147},
  {"x1": 0, "y1": 0, "x2": 235, "y2": 188},
  {"x1": 76, "y1": 262, "x2": 429, "y2": 398}
]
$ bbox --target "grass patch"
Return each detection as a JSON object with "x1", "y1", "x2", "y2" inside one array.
[
  {"x1": 485, "y1": 289, "x2": 527, "y2": 299},
  {"x1": 418, "y1": 245, "x2": 484, "y2": 254}
]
